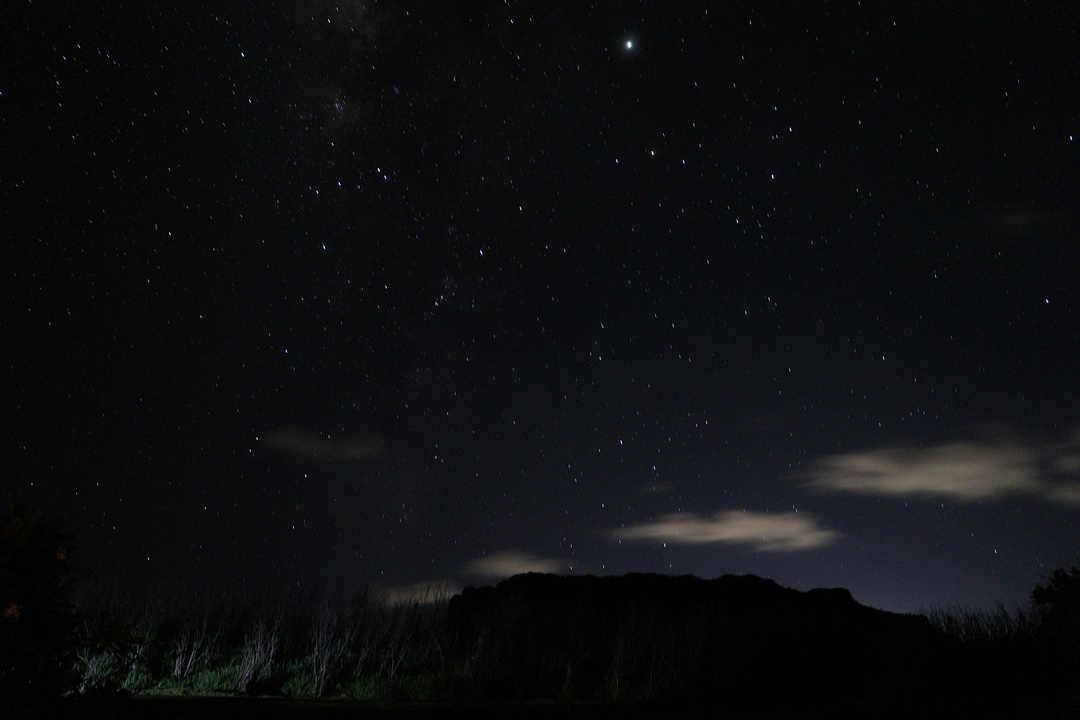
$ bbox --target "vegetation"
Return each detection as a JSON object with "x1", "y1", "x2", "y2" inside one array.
[
  {"x1": 1032, "y1": 566, "x2": 1080, "y2": 691},
  {"x1": 64, "y1": 571, "x2": 1078, "y2": 710},
  {"x1": 5, "y1": 505, "x2": 1080, "y2": 714},
  {"x1": 71, "y1": 581, "x2": 455, "y2": 701},
  {"x1": 0, "y1": 505, "x2": 80, "y2": 712}
]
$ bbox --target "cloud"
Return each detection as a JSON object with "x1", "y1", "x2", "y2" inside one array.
[
  {"x1": 973, "y1": 203, "x2": 1068, "y2": 242},
  {"x1": 1057, "y1": 452, "x2": 1080, "y2": 475},
  {"x1": 611, "y1": 510, "x2": 840, "y2": 552},
  {"x1": 1053, "y1": 428, "x2": 1080, "y2": 475},
  {"x1": 263, "y1": 427, "x2": 384, "y2": 462},
  {"x1": 808, "y1": 430, "x2": 1080, "y2": 504},
  {"x1": 462, "y1": 550, "x2": 564, "y2": 579},
  {"x1": 809, "y1": 441, "x2": 1039, "y2": 501},
  {"x1": 1045, "y1": 484, "x2": 1080, "y2": 506}
]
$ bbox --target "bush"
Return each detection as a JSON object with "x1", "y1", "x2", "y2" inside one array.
[
  {"x1": 0, "y1": 505, "x2": 80, "y2": 710},
  {"x1": 1033, "y1": 565, "x2": 1080, "y2": 691},
  {"x1": 74, "y1": 605, "x2": 143, "y2": 694}
]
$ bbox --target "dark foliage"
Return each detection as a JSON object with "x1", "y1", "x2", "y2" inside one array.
[
  {"x1": 0, "y1": 505, "x2": 80, "y2": 713},
  {"x1": 922, "y1": 600, "x2": 1052, "y2": 714},
  {"x1": 1033, "y1": 566, "x2": 1080, "y2": 693}
]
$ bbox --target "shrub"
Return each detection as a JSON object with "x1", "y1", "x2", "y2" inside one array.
[
  {"x1": 1033, "y1": 566, "x2": 1080, "y2": 691},
  {"x1": 0, "y1": 505, "x2": 80, "y2": 710},
  {"x1": 75, "y1": 605, "x2": 143, "y2": 694}
]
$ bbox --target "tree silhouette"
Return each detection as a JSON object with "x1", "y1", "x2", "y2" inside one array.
[
  {"x1": 1034, "y1": 567, "x2": 1080, "y2": 629},
  {"x1": 1033, "y1": 565, "x2": 1080, "y2": 692},
  {"x1": 0, "y1": 505, "x2": 80, "y2": 709}
]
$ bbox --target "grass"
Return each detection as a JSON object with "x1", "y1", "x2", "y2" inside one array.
[
  {"x1": 72, "y1": 581, "x2": 456, "y2": 702},
  {"x1": 922, "y1": 601, "x2": 1037, "y2": 645}
]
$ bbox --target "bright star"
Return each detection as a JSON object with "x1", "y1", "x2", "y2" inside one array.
[{"x1": 625, "y1": 39, "x2": 634, "y2": 50}]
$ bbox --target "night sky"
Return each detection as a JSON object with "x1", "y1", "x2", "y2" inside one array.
[{"x1": 4, "y1": 1, "x2": 1080, "y2": 613}]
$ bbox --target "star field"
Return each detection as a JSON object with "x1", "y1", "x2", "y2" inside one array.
[{"x1": 3, "y1": 0, "x2": 1079, "y2": 612}]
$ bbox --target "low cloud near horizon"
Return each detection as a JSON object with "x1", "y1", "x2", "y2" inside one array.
[
  {"x1": 380, "y1": 580, "x2": 461, "y2": 606},
  {"x1": 462, "y1": 550, "x2": 565, "y2": 579},
  {"x1": 611, "y1": 510, "x2": 840, "y2": 552},
  {"x1": 808, "y1": 430, "x2": 1080, "y2": 505}
]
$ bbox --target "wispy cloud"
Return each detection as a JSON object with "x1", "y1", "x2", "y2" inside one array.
[
  {"x1": 462, "y1": 550, "x2": 564, "y2": 579},
  {"x1": 263, "y1": 427, "x2": 384, "y2": 462},
  {"x1": 808, "y1": 430, "x2": 1080, "y2": 505},
  {"x1": 635, "y1": 481, "x2": 676, "y2": 495},
  {"x1": 611, "y1": 510, "x2": 840, "y2": 552},
  {"x1": 1045, "y1": 484, "x2": 1080, "y2": 506},
  {"x1": 973, "y1": 203, "x2": 1068, "y2": 241},
  {"x1": 809, "y1": 441, "x2": 1038, "y2": 500},
  {"x1": 1054, "y1": 430, "x2": 1080, "y2": 475}
]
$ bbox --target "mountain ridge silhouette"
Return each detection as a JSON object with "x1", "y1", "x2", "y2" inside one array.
[{"x1": 446, "y1": 572, "x2": 950, "y2": 705}]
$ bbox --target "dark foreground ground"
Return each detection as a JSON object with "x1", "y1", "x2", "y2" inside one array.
[{"x1": 29, "y1": 693, "x2": 1080, "y2": 720}]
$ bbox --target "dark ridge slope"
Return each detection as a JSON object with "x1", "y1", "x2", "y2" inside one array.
[{"x1": 447, "y1": 573, "x2": 949, "y2": 705}]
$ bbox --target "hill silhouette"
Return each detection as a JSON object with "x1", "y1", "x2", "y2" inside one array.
[{"x1": 447, "y1": 572, "x2": 953, "y2": 708}]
